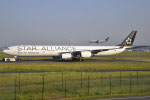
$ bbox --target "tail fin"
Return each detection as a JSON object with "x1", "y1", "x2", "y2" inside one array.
[{"x1": 121, "y1": 31, "x2": 137, "y2": 46}]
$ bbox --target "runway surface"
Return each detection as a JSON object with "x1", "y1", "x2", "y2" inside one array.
[
  {"x1": 90, "y1": 96, "x2": 150, "y2": 100},
  {"x1": 86, "y1": 59, "x2": 150, "y2": 62},
  {"x1": 0, "y1": 69, "x2": 150, "y2": 74},
  {"x1": 1, "y1": 59, "x2": 150, "y2": 63}
]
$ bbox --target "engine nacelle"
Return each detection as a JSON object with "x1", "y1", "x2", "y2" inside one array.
[
  {"x1": 80, "y1": 51, "x2": 92, "y2": 58},
  {"x1": 61, "y1": 53, "x2": 72, "y2": 60}
]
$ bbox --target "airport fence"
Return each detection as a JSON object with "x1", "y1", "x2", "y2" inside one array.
[{"x1": 0, "y1": 71, "x2": 150, "y2": 100}]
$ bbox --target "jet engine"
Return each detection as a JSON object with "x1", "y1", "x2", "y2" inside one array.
[
  {"x1": 61, "y1": 53, "x2": 72, "y2": 60},
  {"x1": 80, "y1": 51, "x2": 92, "y2": 58}
]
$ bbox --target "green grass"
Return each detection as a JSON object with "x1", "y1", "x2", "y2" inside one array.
[
  {"x1": 0, "y1": 71, "x2": 150, "y2": 100},
  {"x1": 0, "y1": 52, "x2": 150, "y2": 99},
  {"x1": 0, "y1": 62, "x2": 150, "y2": 72},
  {"x1": 0, "y1": 52, "x2": 150, "y2": 72}
]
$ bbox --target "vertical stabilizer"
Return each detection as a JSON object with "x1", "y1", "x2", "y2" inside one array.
[{"x1": 121, "y1": 31, "x2": 137, "y2": 46}]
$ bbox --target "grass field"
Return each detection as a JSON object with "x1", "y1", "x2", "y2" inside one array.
[
  {"x1": 0, "y1": 52, "x2": 150, "y2": 100},
  {"x1": 0, "y1": 62, "x2": 150, "y2": 72},
  {"x1": 0, "y1": 71, "x2": 150, "y2": 100},
  {"x1": 0, "y1": 52, "x2": 150, "y2": 72}
]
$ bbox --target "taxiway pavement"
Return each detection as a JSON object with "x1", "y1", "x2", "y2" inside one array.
[
  {"x1": 90, "y1": 96, "x2": 150, "y2": 100},
  {"x1": 1, "y1": 59, "x2": 150, "y2": 63}
]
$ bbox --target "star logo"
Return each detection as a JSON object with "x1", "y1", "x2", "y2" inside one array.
[{"x1": 126, "y1": 38, "x2": 132, "y2": 45}]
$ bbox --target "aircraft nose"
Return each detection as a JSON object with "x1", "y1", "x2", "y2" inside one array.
[
  {"x1": 0, "y1": 47, "x2": 10, "y2": 52},
  {"x1": 2, "y1": 49, "x2": 10, "y2": 55}
]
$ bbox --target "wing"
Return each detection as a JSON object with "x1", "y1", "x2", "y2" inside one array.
[
  {"x1": 91, "y1": 49, "x2": 113, "y2": 54},
  {"x1": 71, "y1": 48, "x2": 119, "y2": 56}
]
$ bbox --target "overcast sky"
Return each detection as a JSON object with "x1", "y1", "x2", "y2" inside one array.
[{"x1": 0, "y1": 0, "x2": 150, "y2": 47}]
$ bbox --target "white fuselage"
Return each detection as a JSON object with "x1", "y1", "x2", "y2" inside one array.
[{"x1": 2, "y1": 45, "x2": 126, "y2": 57}]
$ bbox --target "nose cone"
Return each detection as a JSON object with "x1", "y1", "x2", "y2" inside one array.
[
  {"x1": 0, "y1": 47, "x2": 10, "y2": 54},
  {"x1": 1, "y1": 46, "x2": 17, "y2": 56},
  {"x1": 2, "y1": 50, "x2": 9, "y2": 54}
]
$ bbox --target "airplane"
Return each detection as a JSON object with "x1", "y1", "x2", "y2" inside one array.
[
  {"x1": 89, "y1": 37, "x2": 109, "y2": 44},
  {"x1": 0, "y1": 31, "x2": 147, "y2": 61}
]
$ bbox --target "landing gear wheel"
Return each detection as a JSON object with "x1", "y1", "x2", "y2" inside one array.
[
  {"x1": 81, "y1": 59, "x2": 85, "y2": 62},
  {"x1": 72, "y1": 58, "x2": 85, "y2": 62}
]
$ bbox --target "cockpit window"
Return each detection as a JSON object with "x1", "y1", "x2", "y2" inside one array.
[{"x1": 0, "y1": 47, "x2": 10, "y2": 51}]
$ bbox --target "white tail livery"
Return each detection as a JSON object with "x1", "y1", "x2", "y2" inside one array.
[{"x1": 1, "y1": 31, "x2": 147, "y2": 61}]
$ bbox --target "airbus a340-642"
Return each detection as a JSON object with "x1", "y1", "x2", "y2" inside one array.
[{"x1": 0, "y1": 31, "x2": 146, "y2": 61}]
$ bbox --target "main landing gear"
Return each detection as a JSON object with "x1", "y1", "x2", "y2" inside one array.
[{"x1": 72, "y1": 58, "x2": 85, "y2": 62}]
